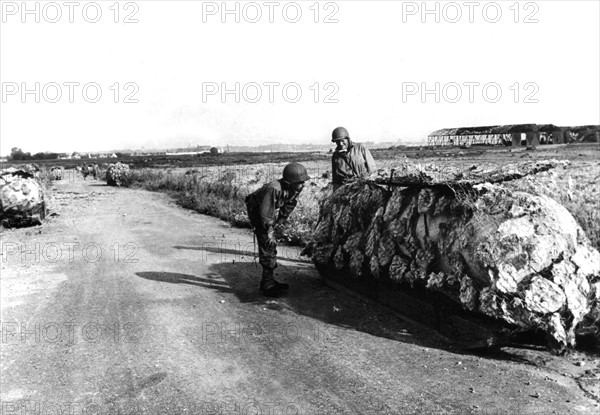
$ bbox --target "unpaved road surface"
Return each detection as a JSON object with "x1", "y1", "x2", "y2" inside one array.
[{"x1": 1, "y1": 175, "x2": 599, "y2": 414}]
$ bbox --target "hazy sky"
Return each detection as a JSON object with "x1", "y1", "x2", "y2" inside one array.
[{"x1": 1, "y1": 0, "x2": 599, "y2": 154}]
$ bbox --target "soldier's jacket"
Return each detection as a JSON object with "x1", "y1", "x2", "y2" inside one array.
[
  {"x1": 331, "y1": 141, "x2": 377, "y2": 185},
  {"x1": 245, "y1": 179, "x2": 299, "y2": 230}
]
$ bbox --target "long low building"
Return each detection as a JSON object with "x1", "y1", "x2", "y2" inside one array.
[{"x1": 428, "y1": 124, "x2": 600, "y2": 147}]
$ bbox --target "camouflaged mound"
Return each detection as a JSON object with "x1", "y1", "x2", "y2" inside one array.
[
  {"x1": 0, "y1": 169, "x2": 46, "y2": 226},
  {"x1": 81, "y1": 164, "x2": 99, "y2": 180},
  {"x1": 311, "y1": 161, "x2": 600, "y2": 353},
  {"x1": 50, "y1": 166, "x2": 63, "y2": 180},
  {"x1": 106, "y1": 162, "x2": 130, "y2": 187}
]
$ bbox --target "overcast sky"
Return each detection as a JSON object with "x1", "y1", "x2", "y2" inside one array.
[{"x1": 1, "y1": 0, "x2": 599, "y2": 154}]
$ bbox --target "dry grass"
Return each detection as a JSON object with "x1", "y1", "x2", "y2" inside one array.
[{"x1": 124, "y1": 166, "x2": 328, "y2": 244}]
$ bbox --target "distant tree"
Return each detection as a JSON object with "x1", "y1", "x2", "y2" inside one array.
[
  {"x1": 8, "y1": 147, "x2": 32, "y2": 161},
  {"x1": 32, "y1": 152, "x2": 60, "y2": 160},
  {"x1": 210, "y1": 147, "x2": 220, "y2": 155}
]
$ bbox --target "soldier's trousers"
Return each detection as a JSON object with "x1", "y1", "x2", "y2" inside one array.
[
  {"x1": 246, "y1": 200, "x2": 277, "y2": 271},
  {"x1": 254, "y1": 228, "x2": 278, "y2": 270}
]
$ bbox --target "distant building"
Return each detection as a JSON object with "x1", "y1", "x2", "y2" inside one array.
[
  {"x1": 166, "y1": 145, "x2": 212, "y2": 156},
  {"x1": 165, "y1": 151, "x2": 206, "y2": 156},
  {"x1": 427, "y1": 124, "x2": 591, "y2": 148}
]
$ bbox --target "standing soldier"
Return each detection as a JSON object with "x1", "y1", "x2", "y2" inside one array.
[
  {"x1": 245, "y1": 162, "x2": 310, "y2": 297},
  {"x1": 330, "y1": 126, "x2": 377, "y2": 187}
]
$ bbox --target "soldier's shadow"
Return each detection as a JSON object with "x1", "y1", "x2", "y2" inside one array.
[
  {"x1": 208, "y1": 260, "x2": 572, "y2": 363},
  {"x1": 136, "y1": 271, "x2": 234, "y2": 294},
  {"x1": 202, "y1": 257, "x2": 472, "y2": 353}
]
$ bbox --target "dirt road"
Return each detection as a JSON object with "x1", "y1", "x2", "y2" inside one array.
[{"x1": 1, "y1": 175, "x2": 599, "y2": 414}]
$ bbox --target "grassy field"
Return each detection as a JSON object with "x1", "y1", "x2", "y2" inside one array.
[
  {"x1": 89, "y1": 143, "x2": 600, "y2": 252},
  {"x1": 0, "y1": 151, "x2": 331, "y2": 170}
]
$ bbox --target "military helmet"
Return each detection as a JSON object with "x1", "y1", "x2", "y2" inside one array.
[
  {"x1": 331, "y1": 126, "x2": 350, "y2": 142},
  {"x1": 283, "y1": 162, "x2": 310, "y2": 184}
]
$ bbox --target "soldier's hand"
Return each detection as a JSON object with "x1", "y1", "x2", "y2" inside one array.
[{"x1": 267, "y1": 228, "x2": 277, "y2": 249}]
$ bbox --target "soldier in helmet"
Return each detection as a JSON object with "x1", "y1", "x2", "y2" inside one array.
[
  {"x1": 330, "y1": 126, "x2": 376, "y2": 187},
  {"x1": 245, "y1": 162, "x2": 310, "y2": 297}
]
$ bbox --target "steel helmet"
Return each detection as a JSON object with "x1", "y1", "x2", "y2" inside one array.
[
  {"x1": 283, "y1": 162, "x2": 310, "y2": 184},
  {"x1": 331, "y1": 126, "x2": 350, "y2": 142}
]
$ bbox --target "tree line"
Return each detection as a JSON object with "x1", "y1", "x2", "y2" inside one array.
[{"x1": 8, "y1": 147, "x2": 60, "y2": 161}]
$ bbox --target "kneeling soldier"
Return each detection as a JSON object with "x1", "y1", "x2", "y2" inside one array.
[{"x1": 245, "y1": 163, "x2": 310, "y2": 297}]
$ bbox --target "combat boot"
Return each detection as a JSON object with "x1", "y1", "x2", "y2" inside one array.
[
  {"x1": 261, "y1": 286, "x2": 287, "y2": 297},
  {"x1": 260, "y1": 269, "x2": 289, "y2": 296}
]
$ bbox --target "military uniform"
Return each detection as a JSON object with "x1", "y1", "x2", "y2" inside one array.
[
  {"x1": 331, "y1": 140, "x2": 377, "y2": 186},
  {"x1": 245, "y1": 179, "x2": 300, "y2": 288}
]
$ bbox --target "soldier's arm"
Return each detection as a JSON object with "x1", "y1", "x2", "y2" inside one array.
[
  {"x1": 278, "y1": 193, "x2": 299, "y2": 222},
  {"x1": 362, "y1": 146, "x2": 377, "y2": 172},
  {"x1": 257, "y1": 187, "x2": 277, "y2": 230},
  {"x1": 331, "y1": 155, "x2": 342, "y2": 184}
]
